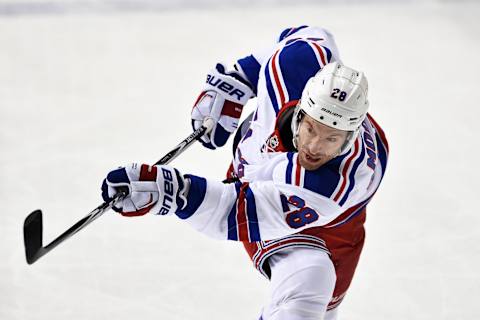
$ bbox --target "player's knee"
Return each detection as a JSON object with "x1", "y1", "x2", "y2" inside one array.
[
  {"x1": 278, "y1": 267, "x2": 335, "y2": 317},
  {"x1": 265, "y1": 249, "x2": 336, "y2": 320},
  {"x1": 275, "y1": 296, "x2": 329, "y2": 319}
]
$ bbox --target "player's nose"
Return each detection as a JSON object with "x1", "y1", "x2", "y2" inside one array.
[{"x1": 304, "y1": 139, "x2": 324, "y2": 157}]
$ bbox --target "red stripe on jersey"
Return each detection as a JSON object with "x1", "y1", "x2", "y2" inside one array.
[
  {"x1": 140, "y1": 164, "x2": 157, "y2": 181},
  {"x1": 295, "y1": 155, "x2": 302, "y2": 186},
  {"x1": 271, "y1": 50, "x2": 286, "y2": 106},
  {"x1": 236, "y1": 183, "x2": 250, "y2": 241},
  {"x1": 311, "y1": 42, "x2": 327, "y2": 66},
  {"x1": 333, "y1": 140, "x2": 360, "y2": 202}
]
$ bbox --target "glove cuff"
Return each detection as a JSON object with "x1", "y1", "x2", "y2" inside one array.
[
  {"x1": 175, "y1": 174, "x2": 207, "y2": 220},
  {"x1": 154, "y1": 166, "x2": 187, "y2": 216}
]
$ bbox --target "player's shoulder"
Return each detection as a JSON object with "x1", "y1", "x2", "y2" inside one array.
[
  {"x1": 278, "y1": 25, "x2": 310, "y2": 42},
  {"x1": 275, "y1": 27, "x2": 333, "y2": 61},
  {"x1": 262, "y1": 26, "x2": 338, "y2": 104},
  {"x1": 277, "y1": 25, "x2": 334, "y2": 44}
]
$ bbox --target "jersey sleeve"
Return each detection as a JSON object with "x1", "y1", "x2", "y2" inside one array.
[
  {"x1": 235, "y1": 25, "x2": 334, "y2": 102},
  {"x1": 236, "y1": 55, "x2": 261, "y2": 95}
]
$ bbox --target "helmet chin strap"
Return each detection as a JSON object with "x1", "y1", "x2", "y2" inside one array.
[
  {"x1": 329, "y1": 150, "x2": 341, "y2": 159},
  {"x1": 338, "y1": 130, "x2": 359, "y2": 155},
  {"x1": 292, "y1": 132, "x2": 299, "y2": 150},
  {"x1": 291, "y1": 105, "x2": 304, "y2": 151}
]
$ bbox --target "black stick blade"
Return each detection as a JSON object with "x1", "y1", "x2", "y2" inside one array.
[{"x1": 24, "y1": 210, "x2": 44, "y2": 264}]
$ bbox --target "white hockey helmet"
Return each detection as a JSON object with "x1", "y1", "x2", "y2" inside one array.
[{"x1": 292, "y1": 61, "x2": 369, "y2": 154}]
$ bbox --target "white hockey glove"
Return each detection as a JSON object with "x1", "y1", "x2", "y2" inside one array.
[
  {"x1": 101, "y1": 163, "x2": 188, "y2": 217},
  {"x1": 191, "y1": 63, "x2": 254, "y2": 150}
]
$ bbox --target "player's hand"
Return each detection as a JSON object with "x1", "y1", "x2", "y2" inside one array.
[
  {"x1": 192, "y1": 63, "x2": 254, "y2": 150},
  {"x1": 101, "y1": 163, "x2": 187, "y2": 217}
]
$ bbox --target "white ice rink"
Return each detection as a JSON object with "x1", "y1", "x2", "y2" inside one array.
[{"x1": 1, "y1": 1, "x2": 480, "y2": 319}]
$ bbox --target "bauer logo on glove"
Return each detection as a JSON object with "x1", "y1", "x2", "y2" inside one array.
[
  {"x1": 206, "y1": 74, "x2": 247, "y2": 101},
  {"x1": 101, "y1": 163, "x2": 187, "y2": 217}
]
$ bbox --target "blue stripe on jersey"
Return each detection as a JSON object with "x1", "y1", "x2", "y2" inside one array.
[
  {"x1": 175, "y1": 174, "x2": 206, "y2": 220},
  {"x1": 376, "y1": 132, "x2": 388, "y2": 175},
  {"x1": 339, "y1": 139, "x2": 367, "y2": 206},
  {"x1": 301, "y1": 152, "x2": 348, "y2": 198},
  {"x1": 285, "y1": 152, "x2": 294, "y2": 184},
  {"x1": 237, "y1": 55, "x2": 261, "y2": 95},
  {"x1": 280, "y1": 194, "x2": 290, "y2": 212},
  {"x1": 227, "y1": 183, "x2": 242, "y2": 241},
  {"x1": 264, "y1": 56, "x2": 280, "y2": 114},
  {"x1": 303, "y1": 164, "x2": 342, "y2": 198},
  {"x1": 245, "y1": 186, "x2": 261, "y2": 241},
  {"x1": 278, "y1": 25, "x2": 309, "y2": 42},
  {"x1": 278, "y1": 40, "x2": 323, "y2": 101}
]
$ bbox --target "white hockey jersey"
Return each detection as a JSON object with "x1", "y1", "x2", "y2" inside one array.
[{"x1": 175, "y1": 26, "x2": 389, "y2": 242}]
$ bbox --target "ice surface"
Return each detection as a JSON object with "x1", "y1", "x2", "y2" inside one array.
[{"x1": 1, "y1": 2, "x2": 479, "y2": 319}]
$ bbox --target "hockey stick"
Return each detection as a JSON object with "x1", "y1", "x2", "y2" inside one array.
[{"x1": 23, "y1": 121, "x2": 214, "y2": 265}]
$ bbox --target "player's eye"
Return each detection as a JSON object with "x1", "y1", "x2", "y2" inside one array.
[{"x1": 327, "y1": 137, "x2": 337, "y2": 142}]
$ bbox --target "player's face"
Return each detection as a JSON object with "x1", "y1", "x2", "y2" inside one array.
[{"x1": 297, "y1": 115, "x2": 348, "y2": 170}]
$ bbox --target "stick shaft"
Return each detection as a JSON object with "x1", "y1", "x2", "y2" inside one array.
[{"x1": 24, "y1": 124, "x2": 209, "y2": 264}]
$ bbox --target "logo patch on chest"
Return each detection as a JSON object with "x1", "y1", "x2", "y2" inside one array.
[{"x1": 268, "y1": 135, "x2": 279, "y2": 149}]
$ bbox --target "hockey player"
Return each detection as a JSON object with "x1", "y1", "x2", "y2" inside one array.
[{"x1": 101, "y1": 26, "x2": 389, "y2": 320}]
